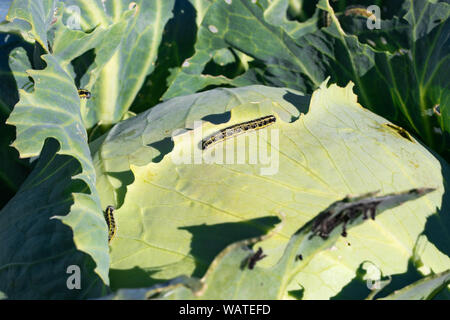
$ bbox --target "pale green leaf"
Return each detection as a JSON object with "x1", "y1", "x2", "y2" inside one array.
[
  {"x1": 155, "y1": 189, "x2": 435, "y2": 299},
  {"x1": 92, "y1": 81, "x2": 449, "y2": 298},
  {"x1": 99, "y1": 188, "x2": 436, "y2": 299}
]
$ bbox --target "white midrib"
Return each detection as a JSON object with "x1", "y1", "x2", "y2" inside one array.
[{"x1": 98, "y1": 50, "x2": 120, "y2": 123}]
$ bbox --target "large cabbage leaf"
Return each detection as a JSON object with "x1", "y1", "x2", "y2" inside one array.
[
  {"x1": 100, "y1": 188, "x2": 438, "y2": 299},
  {"x1": 93, "y1": 80, "x2": 449, "y2": 299}
]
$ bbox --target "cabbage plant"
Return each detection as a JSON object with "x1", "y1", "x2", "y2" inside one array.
[{"x1": 0, "y1": 0, "x2": 448, "y2": 300}]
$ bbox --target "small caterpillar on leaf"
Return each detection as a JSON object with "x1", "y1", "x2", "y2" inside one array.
[
  {"x1": 104, "y1": 205, "x2": 117, "y2": 243},
  {"x1": 201, "y1": 115, "x2": 276, "y2": 150},
  {"x1": 78, "y1": 89, "x2": 92, "y2": 99}
]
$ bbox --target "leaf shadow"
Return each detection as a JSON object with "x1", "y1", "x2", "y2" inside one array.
[
  {"x1": 0, "y1": 33, "x2": 34, "y2": 209},
  {"x1": 330, "y1": 262, "x2": 372, "y2": 300},
  {"x1": 104, "y1": 170, "x2": 135, "y2": 209},
  {"x1": 287, "y1": 287, "x2": 304, "y2": 299},
  {"x1": 0, "y1": 138, "x2": 108, "y2": 299},
  {"x1": 179, "y1": 216, "x2": 281, "y2": 277},
  {"x1": 71, "y1": 48, "x2": 96, "y2": 88},
  {"x1": 202, "y1": 111, "x2": 231, "y2": 125},
  {"x1": 283, "y1": 90, "x2": 311, "y2": 121},
  {"x1": 422, "y1": 156, "x2": 450, "y2": 257},
  {"x1": 147, "y1": 137, "x2": 174, "y2": 163},
  {"x1": 0, "y1": 33, "x2": 34, "y2": 108},
  {"x1": 331, "y1": 258, "x2": 423, "y2": 300},
  {"x1": 109, "y1": 267, "x2": 161, "y2": 291},
  {"x1": 370, "y1": 258, "x2": 425, "y2": 299}
]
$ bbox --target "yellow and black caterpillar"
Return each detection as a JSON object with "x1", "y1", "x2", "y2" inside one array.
[
  {"x1": 201, "y1": 115, "x2": 276, "y2": 150},
  {"x1": 104, "y1": 205, "x2": 117, "y2": 243},
  {"x1": 77, "y1": 89, "x2": 91, "y2": 99}
]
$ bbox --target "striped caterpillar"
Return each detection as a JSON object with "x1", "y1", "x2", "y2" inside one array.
[
  {"x1": 201, "y1": 115, "x2": 276, "y2": 150},
  {"x1": 104, "y1": 205, "x2": 117, "y2": 243},
  {"x1": 77, "y1": 89, "x2": 91, "y2": 99}
]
